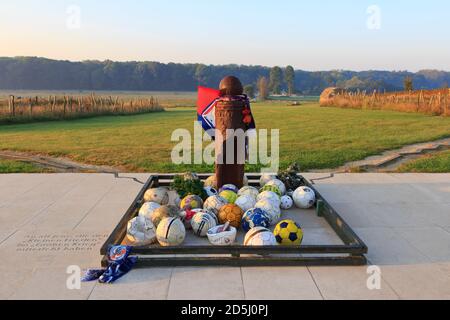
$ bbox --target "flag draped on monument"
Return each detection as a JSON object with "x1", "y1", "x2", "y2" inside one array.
[
  {"x1": 197, "y1": 86, "x2": 256, "y2": 137},
  {"x1": 197, "y1": 86, "x2": 221, "y2": 135}
]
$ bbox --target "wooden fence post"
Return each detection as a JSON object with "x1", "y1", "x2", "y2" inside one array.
[
  {"x1": 29, "y1": 97, "x2": 33, "y2": 116},
  {"x1": 9, "y1": 95, "x2": 15, "y2": 117},
  {"x1": 63, "y1": 96, "x2": 67, "y2": 117}
]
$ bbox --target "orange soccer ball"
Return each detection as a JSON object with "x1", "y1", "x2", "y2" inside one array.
[{"x1": 218, "y1": 204, "x2": 244, "y2": 229}]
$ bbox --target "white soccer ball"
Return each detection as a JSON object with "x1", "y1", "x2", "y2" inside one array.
[
  {"x1": 156, "y1": 217, "x2": 186, "y2": 247},
  {"x1": 167, "y1": 190, "x2": 181, "y2": 207},
  {"x1": 244, "y1": 227, "x2": 277, "y2": 246},
  {"x1": 191, "y1": 210, "x2": 218, "y2": 237},
  {"x1": 280, "y1": 195, "x2": 294, "y2": 210},
  {"x1": 234, "y1": 195, "x2": 257, "y2": 213},
  {"x1": 255, "y1": 199, "x2": 281, "y2": 225},
  {"x1": 203, "y1": 195, "x2": 228, "y2": 216},
  {"x1": 293, "y1": 186, "x2": 316, "y2": 209},
  {"x1": 257, "y1": 191, "x2": 281, "y2": 207},
  {"x1": 204, "y1": 186, "x2": 218, "y2": 197},
  {"x1": 126, "y1": 216, "x2": 157, "y2": 245},
  {"x1": 266, "y1": 179, "x2": 286, "y2": 195},
  {"x1": 179, "y1": 208, "x2": 203, "y2": 230},
  {"x1": 260, "y1": 173, "x2": 277, "y2": 187},
  {"x1": 138, "y1": 202, "x2": 161, "y2": 220},
  {"x1": 238, "y1": 186, "x2": 259, "y2": 200},
  {"x1": 143, "y1": 187, "x2": 169, "y2": 205},
  {"x1": 207, "y1": 225, "x2": 237, "y2": 246}
]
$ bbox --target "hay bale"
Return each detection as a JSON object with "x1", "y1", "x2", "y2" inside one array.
[{"x1": 319, "y1": 87, "x2": 344, "y2": 106}]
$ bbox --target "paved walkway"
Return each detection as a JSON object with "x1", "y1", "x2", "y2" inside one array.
[{"x1": 0, "y1": 173, "x2": 449, "y2": 300}]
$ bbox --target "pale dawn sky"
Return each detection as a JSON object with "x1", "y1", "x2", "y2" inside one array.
[{"x1": 0, "y1": 0, "x2": 449, "y2": 71}]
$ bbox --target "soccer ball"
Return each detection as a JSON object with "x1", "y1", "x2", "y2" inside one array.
[
  {"x1": 204, "y1": 175, "x2": 217, "y2": 189},
  {"x1": 143, "y1": 187, "x2": 169, "y2": 205},
  {"x1": 151, "y1": 205, "x2": 180, "y2": 228},
  {"x1": 138, "y1": 202, "x2": 161, "y2": 220},
  {"x1": 219, "y1": 190, "x2": 238, "y2": 204},
  {"x1": 203, "y1": 195, "x2": 228, "y2": 216},
  {"x1": 156, "y1": 217, "x2": 186, "y2": 246},
  {"x1": 241, "y1": 208, "x2": 271, "y2": 232},
  {"x1": 260, "y1": 173, "x2": 276, "y2": 187},
  {"x1": 255, "y1": 199, "x2": 281, "y2": 226},
  {"x1": 259, "y1": 185, "x2": 282, "y2": 197},
  {"x1": 244, "y1": 227, "x2": 277, "y2": 246},
  {"x1": 179, "y1": 208, "x2": 204, "y2": 230},
  {"x1": 167, "y1": 190, "x2": 181, "y2": 207},
  {"x1": 207, "y1": 225, "x2": 237, "y2": 246},
  {"x1": 219, "y1": 184, "x2": 239, "y2": 194},
  {"x1": 293, "y1": 187, "x2": 316, "y2": 209},
  {"x1": 266, "y1": 179, "x2": 287, "y2": 195},
  {"x1": 257, "y1": 191, "x2": 281, "y2": 207},
  {"x1": 204, "y1": 186, "x2": 218, "y2": 197},
  {"x1": 238, "y1": 186, "x2": 259, "y2": 200},
  {"x1": 273, "y1": 220, "x2": 303, "y2": 246},
  {"x1": 126, "y1": 216, "x2": 156, "y2": 245},
  {"x1": 180, "y1": 195, "x2": 204, "y2": 211},
  {"x1": 191, "y1": 210, "x2": 218, "y2": 237},
  {"x1": 182, "y1": 172, "x2": 199, "y2": 181},
  {"x1": 280, "y1": 195, "x2": 294, "y2": 210},
  {"x1": 234, "y1": 195, "x2": 257, "y2": 213},
  {"x1": 218, "y1": 204, "x2": 244, "y2": 228}
]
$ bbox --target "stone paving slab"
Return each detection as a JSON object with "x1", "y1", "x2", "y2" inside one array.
[
  {"x1": 8, "y1": 266, "x2": 96, "y2": 300},
  {"x1": 0, "y1": 173, "x2": 449, "y2": 300},
  {"x1": 395, "y1": 227, "x2": 450, "y2": 263},
  {"x1": 89, "y1": 268, "x2": 173, "y2": 300},
  {"x1": 241, "y1": 267, "x2": 322, "y2": 300},
  {"x1": 355, "y1": 227, "x2": 430, "y2": 265},
  {"x1": 167, "y1": 267, "x2": 245, "y2": 300},
  {"x1": 379, "y1": 263, "x2": 450, "y2": 300},
  {"x1": 0, "y1": 266, "x2": 34, "y2": 300},
  {"x1": 308, "y1": 266, "x2": 399, "y2": 300}
]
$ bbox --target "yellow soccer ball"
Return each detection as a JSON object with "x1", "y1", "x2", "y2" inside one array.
[
  {"x1": 180, "y1": 195, "x2": 204, "y2": 211},
  {"x1": 273, "y1": 220, "x2": 303, "y2": 246},
  {"x1": 219, "y1": 190, "x2": 238, "y2": 204}
]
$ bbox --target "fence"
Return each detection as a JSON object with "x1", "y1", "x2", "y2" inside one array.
[
  {"x1": 320, "y1": 88, "x2": 450, "y2": 116},
  {"x1": 0, "y1": 94, "x2": 164, "y2": 123}
]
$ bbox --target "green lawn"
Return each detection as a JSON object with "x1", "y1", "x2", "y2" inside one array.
[
  {"x1": 0, "y1": 159, "x2": 49, "y2": 173},
  {"x1": 397, "y1": 150, "x2": 450, "y2": 173},
  {"x1": 0, "y1": 102, "x2": 449, "y2": 173}
]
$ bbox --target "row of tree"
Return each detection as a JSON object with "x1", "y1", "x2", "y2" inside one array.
[
  {"x1": 242, "y1": 66, "x2": 296, "y2": 100},
  {"x1": 0, "y1": 57, "x2": 449, "y2": 95}
]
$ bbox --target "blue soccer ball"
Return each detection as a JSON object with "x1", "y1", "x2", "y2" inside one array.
[
  {"x1": 241, "y1": 208, "x2": 271, "y2": 232},
  {"x1": 219, "y1": 184, "x2": 239, "y2": 194}
]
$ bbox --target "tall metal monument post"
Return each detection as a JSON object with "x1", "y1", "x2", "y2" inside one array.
[{"x1": 215, "y1": 76, "x2": 247, "y2": 189}]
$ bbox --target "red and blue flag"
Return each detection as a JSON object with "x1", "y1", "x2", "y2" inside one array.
[
  {"x1": 197, "y1": 86, "x2": 221, "y2": 135},
  {"x1": 197, "y1": 86, "x2": 256, "y2": 137}
]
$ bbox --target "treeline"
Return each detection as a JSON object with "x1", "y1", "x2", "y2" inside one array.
[{"x1": 0, "y1": 57, "x2": 449, "y2": 95}]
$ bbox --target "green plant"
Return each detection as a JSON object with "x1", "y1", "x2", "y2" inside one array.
[
  {"x1": 170, "y1": 175, "x2": 207, "y2": 200},
  {"x1": 277, "y1": 163, "x2": 304, "y2": 191}
]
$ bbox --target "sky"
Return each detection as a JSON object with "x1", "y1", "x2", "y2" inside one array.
[{"x1": 0, "y1": 0, "x2": 449, "y2": 71}]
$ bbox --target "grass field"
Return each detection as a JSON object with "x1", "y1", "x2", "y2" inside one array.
[
  {"x1": 0, "y1": 101, "x2": 449, "y2": 173},
  {"x1": 0, "y1": 159, "x2": 49, "y2": 173},
  {"x1": 397, "y1": 150, "x2": 450, "y2": 173}
]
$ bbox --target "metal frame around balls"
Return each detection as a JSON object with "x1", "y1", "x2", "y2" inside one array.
[{"x1": 100, "y1": 174, "x2": 368, "y2": 267}]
